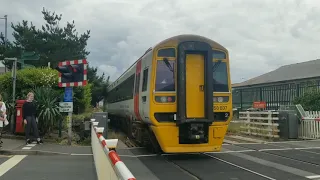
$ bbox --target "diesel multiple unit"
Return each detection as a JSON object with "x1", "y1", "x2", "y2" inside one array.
[{"x1": 107, "y1": 34, "x2": 233, "y2": 153}]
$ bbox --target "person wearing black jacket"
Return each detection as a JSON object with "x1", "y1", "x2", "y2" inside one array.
[{"x1": 22, "y1": 92, "x2": 43, "y2": 144}]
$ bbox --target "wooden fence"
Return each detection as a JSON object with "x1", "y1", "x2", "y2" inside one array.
[
  {"x1": 237, "y1": 111, "x2": 280, "y2": 138},
  {"x1": 231, "y1": 110, "x2": 320, "y2": 140}
]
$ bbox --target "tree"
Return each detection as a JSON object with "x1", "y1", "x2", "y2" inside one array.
[
  {"x1": 293, "y1": 81, "x2": 320, "y2": 111},
  {"x1": 1, "y1": 7, "x2": 110, "y2": 108},
  {"x1": 87, "y1": 65, "x2": 110, "y2": 106},
  {"x1": 9, "y1": 7, "x2": 90, "y2": 68},
  {"x1": 0, "y1": 32, "x2": 18, "y2": 70}
]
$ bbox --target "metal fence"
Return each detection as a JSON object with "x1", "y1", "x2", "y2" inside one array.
[{"x1": 232, "y1": 80, "x2": 320, "y2": 111}]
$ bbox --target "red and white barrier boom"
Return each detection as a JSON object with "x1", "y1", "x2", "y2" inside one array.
[{"x1": 91, "y1": 119, "x2": 136, "y2": 180}]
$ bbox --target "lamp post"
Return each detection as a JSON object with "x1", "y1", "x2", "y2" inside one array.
[
  {"x1": 0, "y1": 15, "x2": 7, "y2": 47},
  {"x1": 1, "y1": 15, "x2": 8, "y2": 72}
]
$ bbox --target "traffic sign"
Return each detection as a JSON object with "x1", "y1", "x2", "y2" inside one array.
[
  {"x1": 64, "y1": 87, "x2": 73, "y2": 102},
  {"x1": 59, "y1": 102, "x2": 73, "y2": 112}
]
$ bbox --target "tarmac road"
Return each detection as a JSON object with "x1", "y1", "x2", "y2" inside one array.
[{"x1": 118, "y1": 140, "x2": 320, "y2": 180}]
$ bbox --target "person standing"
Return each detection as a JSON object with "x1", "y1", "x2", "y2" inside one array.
[
  {"x1": 0, "y1": 94, "x2": 8, "y2": 148},
  {"x1": 22, "y1": 92, "x2": 43, "y2": 144}
]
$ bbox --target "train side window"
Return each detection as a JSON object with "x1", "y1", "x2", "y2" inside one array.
[
  {"x1": 157, "y1": 48, "x2": 176, "y2": 57},
  {"x1": 106, "y1": 74, "x2": 135, "y2": 103},
  {"x1": 142, "y1": 68, "x2": 149, "y2": 92}
]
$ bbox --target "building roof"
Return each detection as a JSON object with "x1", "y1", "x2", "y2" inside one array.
[{"x1": 233, "y1": 59, "x2": 320, "y2": 88}]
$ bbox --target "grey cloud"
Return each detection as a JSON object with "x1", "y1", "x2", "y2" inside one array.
[{"x1": 1, "y1": 0, "x2": 320, "y2": 83}]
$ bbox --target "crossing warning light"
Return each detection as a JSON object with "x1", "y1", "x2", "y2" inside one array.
[{"x1": 55, "y1": 59, "x2": 88, "y2": 87}]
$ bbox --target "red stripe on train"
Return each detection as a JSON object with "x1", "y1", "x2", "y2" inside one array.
[{"x1": 134, "y1": 60, "x2": 142, "y2": 120}]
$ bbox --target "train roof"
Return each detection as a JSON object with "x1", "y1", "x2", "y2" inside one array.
[
  {"x1": 152, "y1": 34, "x2": 227, "y2": 51},
  {"x1": 107, "y1": 34, "x2": 228, "y2": 90}
]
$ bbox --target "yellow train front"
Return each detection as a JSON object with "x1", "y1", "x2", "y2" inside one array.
[{"x1": 148, "y1": 35, "x2": 233, "y2": 153}]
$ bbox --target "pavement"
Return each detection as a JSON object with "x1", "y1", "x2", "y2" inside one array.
[
  {"x1": 0, "y1": 138, "x2": 96, "y2": 180},
  {"x1": 116, "y1": 139, "x2": 320, "y2": 180}
]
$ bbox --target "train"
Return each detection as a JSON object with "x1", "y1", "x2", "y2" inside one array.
[{"x1": 106, "y1": 34, "x2": 233, "y2": 153}]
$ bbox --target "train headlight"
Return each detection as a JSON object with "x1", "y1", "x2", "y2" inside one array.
[
  {"x1": 213, "y1": 96, "x2": 229, "y2": 102},
  {"x1": 155, "y1": 96, "x2": 176, "y2": 103},
  {"x1": 160, "y1": 96, "x2": 167, "y2": 103},
  {"x1": 213, "y1": 97, "x2": 217, "y2": 102}
]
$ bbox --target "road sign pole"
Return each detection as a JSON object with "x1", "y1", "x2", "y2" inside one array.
[
  {"x1": 55, "y1": 59, "x2": 87, "y2": 145},
  {"x1": 58, "y1": 87, "x2": 74, "y2": 145},
  {"x1": 68, "y1": 110, "x2": 72, "y2": 146},
  {"x1": 64, "y1": 87, "x2": 73, "y2": 146}
]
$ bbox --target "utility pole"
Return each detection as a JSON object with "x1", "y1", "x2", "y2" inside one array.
[
  {"x1": 1, "y1": 15, "x2": 8, "y2": 72},
  {"x1": 4, "y1": 15, "x2": 7, "y2": 49}
]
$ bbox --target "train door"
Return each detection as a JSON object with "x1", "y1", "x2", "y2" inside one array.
[
  {"x1": 140, "y1": 64, "x2": 149, "y2": 120},
  {"x1": 185, "y1": 54, "x2": 205, "y2": 118},
  {"x1": 134, "y1": 60, "x2": 142, "y2": 120}
]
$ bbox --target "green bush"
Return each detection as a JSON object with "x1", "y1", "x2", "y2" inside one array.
[
  {"x1": 0, "y1": 67, "x2": 92, "y2": 114},
  {"x1": 73, "y1": 83, "x2": 92, "y2": 114},
  {"x1": 72, "y1": 112, "x2": 92, "y2": 122},
  {"x1": 0, "y1": 67, "x2": 59, "y2": 99},
  {"x1": 0, "y1": 67, "x2": 93, "y2": 135},
  {"x1": 33, "y1": 87, "x2": 61, "y2": 134},
  {"x1": 293, "y1": 90, "x2": 320, "y2": 111}
]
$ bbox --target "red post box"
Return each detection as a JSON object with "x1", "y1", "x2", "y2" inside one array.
[{"x1": 15, "y1": 100, "x2": 26, "y2": 134}]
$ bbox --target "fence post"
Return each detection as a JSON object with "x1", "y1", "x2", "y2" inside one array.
[
  {"x1": 267, "y1": 111, "x2": 272, "y2": 137},
  {"x1": 246, "y1": 111, "x2": 250, "y2": 134}
]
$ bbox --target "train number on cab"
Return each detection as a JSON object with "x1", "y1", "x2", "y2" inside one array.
[{"x1": 214, "y1": 105, "x2": 227, "y2": 111}]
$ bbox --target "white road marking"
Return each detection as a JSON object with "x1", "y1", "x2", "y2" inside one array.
[
  {"x1": 257, "y1": 146, "x2": 320, "y2": 152},
  {"x1": 22, "y1": 147, "x2": 32, "y2": 150},
  {"x1": 207, "y1": 150, "x2": 256, "y2": 153},
  {"x1": 70, "y1": 154, "x2": 93, "y2": 156},
  {"x1": 119, "y1": 154, "x2": 158, "y2": 157},
  {"x1": 118, "y1": 147, "x2": 145, "y2": 150},
  {"x1": 228, "y1": 139, "x2": 320, "y2": 145},
  {"x1": 295, "y1": 147, "x2": 320, "y2": 150},
  {"x1": 22, "y1": 142, "x2": 37, "y2": 150},
  {"x1": 26, "y1": 144, "x2": 36, "y2": 147},
  {"x1": 204, "y1": 153, "x2": 276, "y2": 180},
  {"x1": 258, "y1": 148, "x2": 293, "y2": 152},
  {"x1": 306, "y1": 175, "x2": 320, "y2": 179},
  {"x1": 0, "y1": 155, "x2": 27, "y2": 177}
]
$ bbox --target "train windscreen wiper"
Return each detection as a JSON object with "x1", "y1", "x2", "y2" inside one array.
[
  {"x1": 163, "y1": 58, "x2": 174, "y2": 78},
  {"x1": 212, "y1": 60, "x2": 222, "y2": 72}
]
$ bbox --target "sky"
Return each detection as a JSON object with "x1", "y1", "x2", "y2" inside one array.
[{"x1": 1, "y1": 0, "x2": 320, "y2": 83}]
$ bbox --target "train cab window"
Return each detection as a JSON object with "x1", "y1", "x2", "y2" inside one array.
[
  {"x1": 212, "y1": 50, "x2": 228, "y2": 92},
  {"x1": 212, "y1": 61, "x2": 229, "y2": 92},
  {"x1": 157, "y1": 48, "x2": 176, "y2": 57},
  {"x1": 212, "y1": 50, "x2": 226, "y2": 59},
  {"x1": 155, "y1": 60, "x2": 175, "y2": 91},
  {"x1": 142, "y1": 68, "x2": 149, "y2": 92}
]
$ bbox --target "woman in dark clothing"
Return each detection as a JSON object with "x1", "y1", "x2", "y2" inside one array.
[{"x1": 22, "y1": 92, "x2": 43, "y2": 144}]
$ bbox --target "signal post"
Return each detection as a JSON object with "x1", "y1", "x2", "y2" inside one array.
[{"x1": 55, "y1": 59, "x2": 88, "y2": 145}]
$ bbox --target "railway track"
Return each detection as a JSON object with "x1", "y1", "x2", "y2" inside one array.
[{"x1": 124, "y1": 137, "x2": 140, "y2": 148}]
